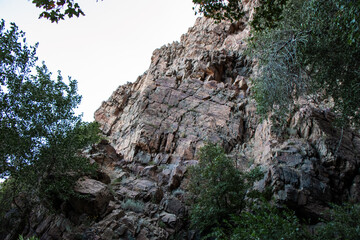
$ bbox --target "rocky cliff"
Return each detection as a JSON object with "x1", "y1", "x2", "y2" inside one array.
[
  {"x1": 95, "y1": 9, "x2": 360, "y2": 220},
  {"x1": 4, "y1": 4, "x2": 360, "y2": 239},
  {"x1": 94, "y1": 17, "x2": 251, "y2": 164},
  {"x1": 92, "y1": 11, "x2": 360, "y2": 238}
]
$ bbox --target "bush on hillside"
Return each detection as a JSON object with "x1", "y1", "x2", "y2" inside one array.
[
  {"x1": 315, "y1": 203, "x2": 360, "y2": 240},
  {"x1": 188, "y1": 143, "x2": 264, "y2": 237}
]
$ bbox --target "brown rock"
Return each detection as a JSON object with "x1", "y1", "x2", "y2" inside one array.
[
  {"x1": 71, "y1": 178, "x2": 113, "y2": 216},
  {"x1": 168, "y1": 165, "x2": 187, "y2": 191},
  {"x1": 137, "y1": 229, "x2": 150, "y2": 240},
  {"x1": 94, "y1": 18, "x2": 248, "y2": 165}
]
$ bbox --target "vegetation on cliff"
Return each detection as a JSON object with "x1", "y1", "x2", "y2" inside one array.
[
  {"x1": 1, "y1": 1, "x2": 359, "y2": 239},
  {"x1": 188, "y1": 143, "x2": 249, "y2": 234},
  {"x1": 187, "y1": 143, "x2": 305, "y2": 239},
  {"x1": 193, "y1": 0, "x2": 360, "y2": 127},
  {"x1": 188, "y1": 144, "x2": 360, "y2": 240}
]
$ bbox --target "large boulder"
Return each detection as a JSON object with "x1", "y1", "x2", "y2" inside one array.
[{"x1": 70, "y1": 178, "x2": 113, "y2": 216}]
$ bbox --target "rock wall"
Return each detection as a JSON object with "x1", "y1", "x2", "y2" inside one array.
[
  {"x1": 252, "y1": 106, "x2": 360, "y2": 220},
  {"x1": 95, "y1": 17, "x2": 252, "y2": 164},
  {"x1": 95, "y1": 7, "x2": 360, "y2": 225},
  {"x1": 4, "y1": 3, "x2": 360, "y2": 239}
]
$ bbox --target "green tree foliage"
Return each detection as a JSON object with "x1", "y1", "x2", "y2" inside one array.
[
  {"x1": 0, "y1": 19, "x2": 100, "y2": 210},
  {"x1": 251, "y1": 0, "x2": 360, "y2": 127},
  {"x1": 248, "y1": 0, "x2": 309, "y2": 119},
  {"x1": 31, "y1": 0, "x2": 85, "y2": 23},
  {"x1": 193, "y1": 0, "x2": 360, "y2": 127},
  {"x1": 299, "y1": 0, "x2": 360, "y2": 126},
  {"x1": 188, "y1": 143, "x2": 247, "y2": 235},
  {"x1": 188, "y1": 143, "x2": 263, "y2": 236},
  {"x1": 250, "y1": 0, "x2": 288, "y2": 31},
  {"x1": 227, "y1": 201, "x2": 306, "y2": 240},
  {"x1": 211, "y1": 200, "x2": 306, "y2": 240},
  {"x1": 315, "y1": 203, "x2": 360, "y2": 240},
  {"x1": 192, "y1": 0, "x2": 288, "y2": 29},
  {"x1": 18, "y1": 235, "x2": 39, "y2": 240},
  {"x1": 192, "y1": 0, "x2": 244, "y2": 22}
]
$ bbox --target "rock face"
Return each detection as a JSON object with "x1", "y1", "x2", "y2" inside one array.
[
  {"x1": 4, "y1": 5, "x2": 360, "y2": 240},
  {"x1": 94, "y1": 9, "x2": 360, "y2": 226},
  {"x1": 94, "y1": 17, "x2": 251, "y2": 164},
  {"x1": 253, "y1": 107, "x2": 360, "y2": 220}
]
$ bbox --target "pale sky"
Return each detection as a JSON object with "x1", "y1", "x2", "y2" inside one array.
[{"x1": 0, "y1": 0, "x2": 197, "y2": 122}]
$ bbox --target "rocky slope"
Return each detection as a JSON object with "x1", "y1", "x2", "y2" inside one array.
[{"x1": 4, "y1": 4, "x2": 360, "y2": 239}]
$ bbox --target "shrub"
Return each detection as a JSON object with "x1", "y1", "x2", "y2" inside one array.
[
  {"x1": 188, "y1": 143, "x2": 262, "y2": 236},
  {"x1": 315, "y1": 203, "x2": 360, "y2": 240},
  {"x1": 121, "y1": 199, "x2": 145, "y2": 213},
  {"x1": 18, "y1": 235, "x2": 39, "y2": 240},
  {"x1": 224, "y1": 201, "x2": 307, "y2": 240}
]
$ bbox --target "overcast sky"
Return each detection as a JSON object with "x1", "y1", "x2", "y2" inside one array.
[{"x1": 0, "y1": 0, "x2": 197, "y2": 121}]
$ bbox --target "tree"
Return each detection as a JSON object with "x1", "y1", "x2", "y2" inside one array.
[
  {"x1": 192, "y1": 0, "x2": 244, "y2": 22},
  {"x1": 188, "y1": 143, "x2": 247, "y2": 235},
  {"x1": 248, "y1": 0, "x2": 309, "y2": 125},
  {"x1": 192, "y1": 0, "x2": 288, "y2": 30},
  {"x1": 0, "y1": 19, "x2": 100, "y2": 209},
  {"x1": 188, "y1": 143, "x2": 263, "y2": 236},
  {"x1": 31, "y1": 0, "x2": 85, "y2": 23},
  {"x1": 250, "y1": 0, "x2": 360, "y2": 127},
  {"x1": 315, "y1": 203, "x2": 360, "y2": 240},
  {"x1": 210, "y1": 200, "x2": 307, "y2": 240},
  {"x1": 226, "y1": 201, "x2": 307, "y2": 240},
  {"x1": 299, "y1": 0, "x2": 360, "y2": 126}
]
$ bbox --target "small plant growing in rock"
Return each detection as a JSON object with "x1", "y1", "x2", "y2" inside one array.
[
  {"x1": 121, "y1": 199, "x2": 145, "y2": 213},
  {"x1": 108, "y1": 186, "x2": 116, "y2": 197},
  {"x1": 158, "y1": 220, "x2": 167, "y2": 229},
  {"x1": 172, "y1": 189, "x2": 186, "y2": 198},
  {"x1": 18, "y1": 236, "x2": 39, "y2": 240},
  {"x1": 180, "y1": 132, "x2": 187, "y2": 138},
  {"x1": 158, "y1": 165, "x2": 168, "y2": 170}
]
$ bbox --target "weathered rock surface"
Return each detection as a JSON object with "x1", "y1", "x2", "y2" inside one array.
[
  {"x1": 71, "y1": 178, "x2": 113, "y2": 216},
  {"x1": 95, "y1": 17, "x2": 252, "y2": 164},
  {"x1": 252, "y1": 106, "x2": 360, "y2": 220},
  {"x1": 94, "y1": 9, "x2": 360, "y2": 226},
  {"x1": 4, "y1": 2, "x2": 360, "y2": 239}
]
